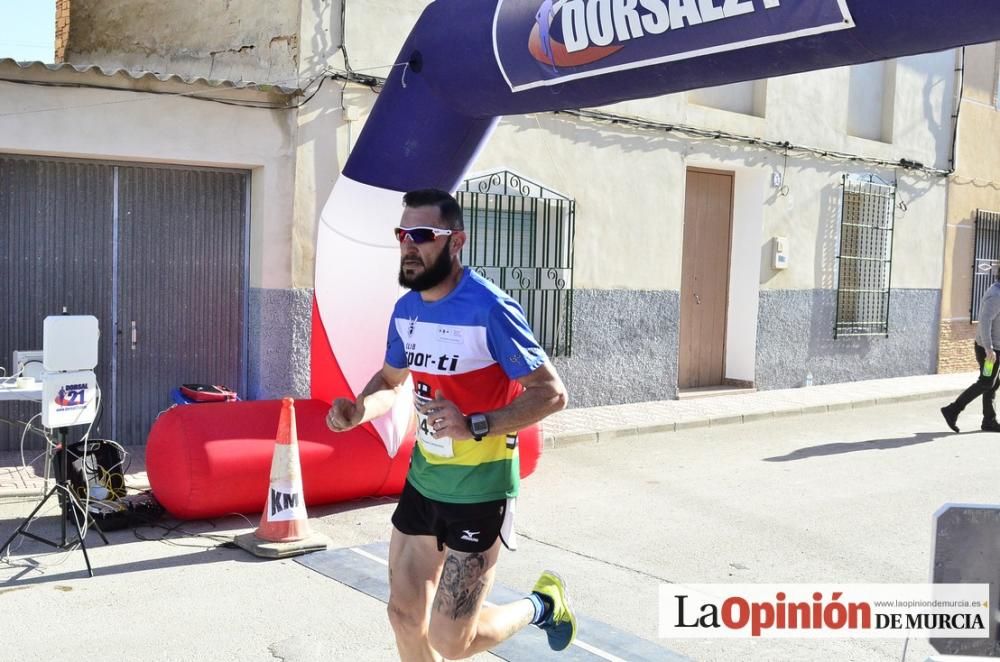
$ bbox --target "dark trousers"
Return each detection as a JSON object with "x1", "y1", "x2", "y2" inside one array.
[{"x1": 953, "y1": 343, "x2": 1000, "y2": 421}]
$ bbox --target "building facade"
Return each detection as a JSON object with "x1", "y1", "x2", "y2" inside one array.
[
  {"x1": 0, "y1": 1, "x2": 969, "y2": 448},
  {"x1": 939, "y1": 42, "x2": 1000, "y2": 372},
  {"x1": 0, "y1": 59, "x2": 300, "y2": 448}
]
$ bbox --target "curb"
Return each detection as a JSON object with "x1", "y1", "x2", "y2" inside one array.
[
  {"x1": 0, "y1": 488, "x2": 45, "y2": 502},
  {"x1": 543, "y1": 388, "x2": 960, "y2": 449}
]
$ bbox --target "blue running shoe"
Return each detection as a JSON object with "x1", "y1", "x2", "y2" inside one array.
[{"x1": 532, "y1": 570, "x2": 577, "y2": 651}]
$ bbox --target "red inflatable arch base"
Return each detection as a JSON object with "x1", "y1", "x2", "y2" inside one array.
[{"x1": 146, "y1": 398, "x2": 541, "y2": 520}]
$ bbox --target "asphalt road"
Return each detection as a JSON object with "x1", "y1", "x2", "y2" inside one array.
[{"x1": 1, "y1": 397, "x2": 997, "y2": 661}]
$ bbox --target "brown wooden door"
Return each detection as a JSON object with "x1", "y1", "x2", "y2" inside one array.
[{"x1": 678, "y1": 168, "x2": 734, "y2": 389}]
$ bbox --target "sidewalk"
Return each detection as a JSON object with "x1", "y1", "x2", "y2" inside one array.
[
  {"x1": 541, "y1": 371, "x2": 975, "y2": 447},
  {"x1": 0, "y1": 371, "x2": 974, "y2": 501},
  {"x1": 0, "y1": 441, "x2": 149, "y2": 501}
]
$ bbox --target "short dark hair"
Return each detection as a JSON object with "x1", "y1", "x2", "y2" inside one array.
[{"x1": 403, "y1": 188, "x2": 464, "y2": 230}]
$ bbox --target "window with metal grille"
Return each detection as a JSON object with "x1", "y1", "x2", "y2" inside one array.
[
  {"x1": 834, "y1": 174, "x2": 896, "y2": 338},
  {"x1": 456, "y1": 171, "x2": 575, "y2": 357},
  {"x1": 972, "y1": 209, "x2": 1000, "y2": 321}
]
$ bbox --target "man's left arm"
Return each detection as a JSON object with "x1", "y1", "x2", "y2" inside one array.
[
  {"x1": 419, "y1": 362, "x2": 567, "y2": 441},
  {"x1": 477, "y1": 362, "x2": 568, "y2": 437}
]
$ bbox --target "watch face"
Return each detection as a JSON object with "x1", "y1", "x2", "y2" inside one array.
[{"x1": 471, "y1": 415, "x2": 489, "y2": 435}]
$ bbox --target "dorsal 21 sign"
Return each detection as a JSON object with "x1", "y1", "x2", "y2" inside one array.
[{"x1": 493, "y1": 0, "x2": 855, "y2": 92}]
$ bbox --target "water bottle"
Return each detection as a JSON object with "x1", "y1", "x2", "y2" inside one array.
[
  {"x1": 805, "y1": 371, "x2": 814, "y2": 387},
  {"x1": 984, "y1": 358, "x2": 995, "y2": 378}
]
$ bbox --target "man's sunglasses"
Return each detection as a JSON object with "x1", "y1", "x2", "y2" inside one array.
[{"x1": 393, "y1": 226, "x2": 455, "y2": 244}]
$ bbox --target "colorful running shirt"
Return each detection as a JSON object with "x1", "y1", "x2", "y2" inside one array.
[{"x1": 385, "y1": 267, "x2": 548, "y2": 504}]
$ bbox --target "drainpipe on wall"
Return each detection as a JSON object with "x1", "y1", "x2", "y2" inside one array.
[{"x1": 949, "y1": 47, "x2": 966, "y2": 173}]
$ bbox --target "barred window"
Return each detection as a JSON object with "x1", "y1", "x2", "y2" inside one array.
[
  {"x1": 834, "y1": 174, "x2": 896, "y2": 338},
  {"x1": 456, "y1": 171, "x2": 575, "y2": 357},
  {"x1": 972, "y1": 209, "x2": 1000, "y2": 321}
]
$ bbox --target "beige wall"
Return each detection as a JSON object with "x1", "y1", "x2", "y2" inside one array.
[
  {"x1": 298, "y1": 0, "x2": 342, "y2": 80},
  {"x1": 292, "y1": 79, "x2": 348, "y2": 287},
  {"x1": 287, "y1": 0, "x2": 426, "y2": 288},
  {"x1": 940, "y1": 42, "x2": 1000, "y2": 373},
  {"x1": 963, "y1": 42, "x2": 1000, "y2": 105},
  {"x1": 337, "y1": 0, "x2": 425, "y2": 75},
  {"x1": 64, "y1": 0, "x2": 301, "y2": 85},
  {"x1": 943, "y1": 43, "x2": 1000, "y2": 322},
  {"x1": 0, "y1": 74, "x2": 297, "y2": 289}
]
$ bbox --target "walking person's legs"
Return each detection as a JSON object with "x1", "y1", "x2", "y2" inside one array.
[
  {"x1": 943, "y1": 344, "x2": 992, "y2": 432},
  {"x1": 982, "y1": 347, "x2": 1000, "y2": 431}
]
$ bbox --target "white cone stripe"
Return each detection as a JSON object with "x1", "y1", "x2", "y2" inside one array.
[{"x1": 267, "y1": 444, "x2": 302, "y2": 482}]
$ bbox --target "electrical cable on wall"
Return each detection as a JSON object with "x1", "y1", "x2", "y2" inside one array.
[
  {"x1": 0, "y1": 64, "x2": 334, "y2": 113},
  {"x1": 950, "y1": 176, "x2": 1000, "y2": 190},
  {"x1": 559, "y1": 108, "x2": 954, "y2": 177},
  {"x1": 949, "y1": 47, "x2": 965, "y2": 171},
  {"x1": 326, "y1": 68, "x2": 957, "y2": 179},
  {"x1": 778, "y1": 144, "x2": 790, "y2": 197}
]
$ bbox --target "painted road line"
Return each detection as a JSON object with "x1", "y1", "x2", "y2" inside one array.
[
  {"x1": 350, "y1": 546, "x2": 628, "y2": 661},
  {"x1": 297, "y1": 542, "x2": 688, "y2": 661}
]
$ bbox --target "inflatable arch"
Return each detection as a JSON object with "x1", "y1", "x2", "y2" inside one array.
[{"x1": 150, "y1": 1, "x2": 1000, "y2": 518}]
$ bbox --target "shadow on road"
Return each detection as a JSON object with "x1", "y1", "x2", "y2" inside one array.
[
  {"x1": 762, "y1": 430, "x2": 957, "y2": 462},
  {"x1": 0, "y1": 495, "x2": 401, "y2": 585},
  {"x1": 308, "y1": 495, "x2": 398, "y2": 518},
  {"x1": 0, "y1": 514, "x2": 265, "y2": 585},
  {"x1": 0, "y1": 542, "x2": 260, "y2": 586}
]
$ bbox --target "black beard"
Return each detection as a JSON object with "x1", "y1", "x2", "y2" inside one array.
[{"x1": 398, "y1": 238, "x2": 454, "y2": 291}]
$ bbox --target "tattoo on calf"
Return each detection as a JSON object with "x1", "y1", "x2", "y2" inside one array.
[{"x1": 434, "y1": 552, "x2": 487, "y2": 620}]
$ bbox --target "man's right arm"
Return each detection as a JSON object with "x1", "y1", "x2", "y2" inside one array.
[{"x1": 327, "y1": 363, "x2": 410, "y2": 432}]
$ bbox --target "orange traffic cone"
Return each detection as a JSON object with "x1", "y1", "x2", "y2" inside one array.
[
  {"x1": 256, "y1": 398, "x2": 310, "y2": 542},
  {"x1": 234, "y1": 398, "x2": 329, "y2": 558}
]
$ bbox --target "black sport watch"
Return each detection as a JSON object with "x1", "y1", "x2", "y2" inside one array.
[{"x1": 467, "y1": 413, "x2": 490, "y2": 441}]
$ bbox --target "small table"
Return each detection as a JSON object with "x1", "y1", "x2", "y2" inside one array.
[
  {"x1": 0, "y1": 382, "x2": 43, "y2": 401},
  {"x1": 0, "y1": 382, "x2": 45, "y2": 494}
]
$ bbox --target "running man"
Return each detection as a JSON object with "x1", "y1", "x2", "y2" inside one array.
[{"x1": 326, "y1": 188, "x2": 575, "y2": 660}]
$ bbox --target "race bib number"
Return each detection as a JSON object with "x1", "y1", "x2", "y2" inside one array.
[{"x1": 416, "y1": 408, "x2": 454, "y2": 458}]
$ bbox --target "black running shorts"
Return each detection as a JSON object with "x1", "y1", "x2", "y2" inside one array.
[{"x1": 391, "y1": 480, "x2": 508, "y2": 553}]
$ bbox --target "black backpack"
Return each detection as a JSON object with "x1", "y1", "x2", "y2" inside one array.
[{"x1": 64, "y1": 439, "x2": 127, "y2": 501}]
